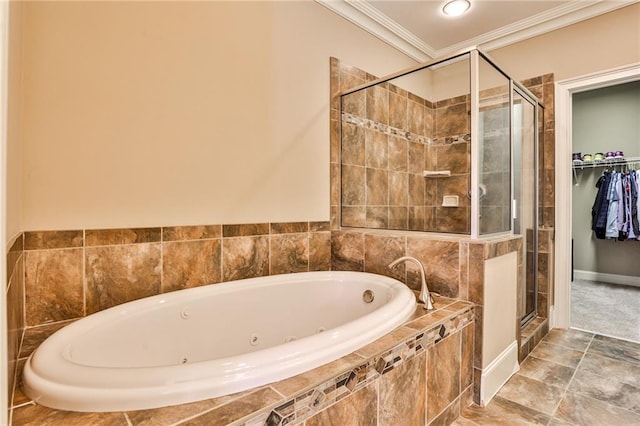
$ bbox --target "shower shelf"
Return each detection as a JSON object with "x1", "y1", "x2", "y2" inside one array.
[{"x1": 423, "y1": 170, "x2": 451, "y2": 177}]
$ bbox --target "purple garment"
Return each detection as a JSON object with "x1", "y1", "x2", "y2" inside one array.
[
  {"x1": 621, "y1": 173, "x2": 635, "y2": 240},
  {"x1": 629, "y1": 171, "x2": 639, "y2": 238}
]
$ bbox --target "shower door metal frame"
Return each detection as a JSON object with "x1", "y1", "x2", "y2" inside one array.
[
  {"x1": 511, "y1": 84, "x2": 541, "y2": 327},
  {"x1": 474, "y1": 50, "x2": 542, "y2": 326}
]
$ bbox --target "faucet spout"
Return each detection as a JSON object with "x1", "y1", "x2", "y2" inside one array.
[{"x1": 388, "y1": 256, "x2": 435, "y2": 310}]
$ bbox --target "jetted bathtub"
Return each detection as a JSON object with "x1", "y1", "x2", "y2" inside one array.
[{"x1": 23, "y1": 271, "x2": 416, "y2": 412}]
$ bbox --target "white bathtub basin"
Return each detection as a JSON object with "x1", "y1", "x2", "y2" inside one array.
[{"x1": 23, "y1": 271, "x2": 416, "y2": 412}]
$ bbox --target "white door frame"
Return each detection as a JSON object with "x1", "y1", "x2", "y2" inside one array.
[{"x1": 553, "y1": 63, "x2": 640, "y2": 329}]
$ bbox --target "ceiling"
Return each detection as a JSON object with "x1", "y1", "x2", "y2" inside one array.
[{"x1": 316, "y1": 0, "x2": 638, "y2": 61}]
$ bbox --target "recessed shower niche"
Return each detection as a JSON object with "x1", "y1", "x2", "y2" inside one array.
[{"x1": 338, "y1": 49, "x2": 543, "y2": 325}]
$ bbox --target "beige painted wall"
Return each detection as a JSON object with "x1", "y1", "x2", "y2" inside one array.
[
  {"x1": 489, "y1": 3, "x2": 640, "y2": 82},
  {"x1": 7, "y1": 1, "x2": 22, "y2": 241},
  {"x1": 16, "y1": 1, "x2": 640, "y2": 231},
  {"x1": 19, "y1": 0, "x2": 416, "y2": 231}
]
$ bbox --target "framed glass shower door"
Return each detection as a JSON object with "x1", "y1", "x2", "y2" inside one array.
[{"x1": 513, "y1": 88, "x2": 539, "y2": 326}]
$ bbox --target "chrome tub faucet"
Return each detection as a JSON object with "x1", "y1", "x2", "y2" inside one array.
[{"x1": 388, "y1": 256, "x2": 435, "y2": 310}]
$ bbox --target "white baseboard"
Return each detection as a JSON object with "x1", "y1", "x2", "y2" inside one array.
[
  {"x1": 549, "y1": 305, "x2": 557, "y2": 329},
  {"x1": 573, "y1": 270, "x2": 640, "y2": 288},
  {"x1": 480, "y1": 341, "x2": 519, "y2": 407}
]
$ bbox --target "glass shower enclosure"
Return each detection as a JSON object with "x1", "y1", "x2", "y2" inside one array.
[{"x1": 339, "y1": 48, "x2": 542, "y2": 326}]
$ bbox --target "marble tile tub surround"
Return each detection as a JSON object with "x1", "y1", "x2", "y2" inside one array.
[
  {"x1": 21, "y1": 222, "x2": 331, "y2": 328},
  {"x1": 6, "y1": 234, "x2": 25, "y2": 417},
  {"x1": 331, "y1": 228, "x2": 525, "y2": 404},
  {"x1": 11, "y1": 296, "x2": 474, "y2": 426}
]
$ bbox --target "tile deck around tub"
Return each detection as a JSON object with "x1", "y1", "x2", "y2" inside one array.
[{"x1": 10, "y1": 295, "x2": 474, "y2": 426}]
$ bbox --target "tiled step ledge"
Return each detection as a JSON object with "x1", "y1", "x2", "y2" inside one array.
[{"x1": 519, "y1": 316, "x2": 549, "y2": 362}]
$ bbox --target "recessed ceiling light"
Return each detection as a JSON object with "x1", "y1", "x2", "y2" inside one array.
[{"x1": 443, "y1": 0, "x2": 471, "y2": 17}]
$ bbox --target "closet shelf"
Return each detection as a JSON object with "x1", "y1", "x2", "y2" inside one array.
[
  {"x1": 572, "y1": 155, "x2": 640, "y2": 186},
  {"x1": 572, "y1": 155, "x2": 640, "y2": 170}
]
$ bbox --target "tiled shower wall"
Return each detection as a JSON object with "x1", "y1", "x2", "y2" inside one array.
[
  {"x1": 338, "y1": 62, "x2": 471, "y2": 233},
  {"x1": 430, "y1": 95, "x2": 472, "y2": 234},
  {"x1": 519, "y1": 227, "x2": 555, "y2": 361},
  {"x1": 519, "y1": 73, "x2": 556, "y2": 359},
  {"x1": 335, "y1": 62, "x2": 555, "y2": 236},
  {"x1": 524, "y1": 74, "x2": 556, "y2": 230}
]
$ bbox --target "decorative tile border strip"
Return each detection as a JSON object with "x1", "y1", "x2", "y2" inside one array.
[
  {"x1": 341, "y1": 112, "x2": 431, "y2": 145},
  {"x1": 341, "y1": 112, "x2": 471, "y2": 148},
  {"x1": 431, "y1": 133, "x2": 471, "y2": 145},
  {"x1": 240, "y1": 306, "x2": 474, "y2": 426}
]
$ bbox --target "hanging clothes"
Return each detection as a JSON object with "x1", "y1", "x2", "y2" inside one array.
[
  {"x1": 591, "y1": 172, "x2": 612, "y2": 239},
  {"x1": 605, "y1": 172, "x2": 619, "y2": 239},
  {"x1": 590, "y1": 169, "x2": 640, "y2": 241},
  {"x1": 624, "y1": 173, "x2": 631, "y2": 237},
  {"x1": 637, "y1": 170, "x2": 640, "y2": 233},
  {"x1": 629, "y1": 171, "x2": 639, "y2": 237}
]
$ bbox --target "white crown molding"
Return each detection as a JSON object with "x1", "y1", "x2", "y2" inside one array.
[
  {"x1": 316, "y1": 0, "x2": 639, "y2": 61},
  {"x1": 315, "y1": 0, "x2": 431, "y2": 62},
  {"x1": 343, "y1": 0, "x2": 438, "y2": 58},
  {"x1": 475, "y1": 0, "x2": 639, "y2": 54}
]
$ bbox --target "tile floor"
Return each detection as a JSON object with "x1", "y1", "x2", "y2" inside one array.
[{"x1": 454, "y1": 328, "x2": 640, "y2": 425}]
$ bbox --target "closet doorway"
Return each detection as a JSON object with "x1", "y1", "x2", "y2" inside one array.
[
  {"x1": 571, "y1": 81, "x2": 640, "y2": 342},
  {"x1": 555, "y1": 64, "x2": 640, "y2": 343}
]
